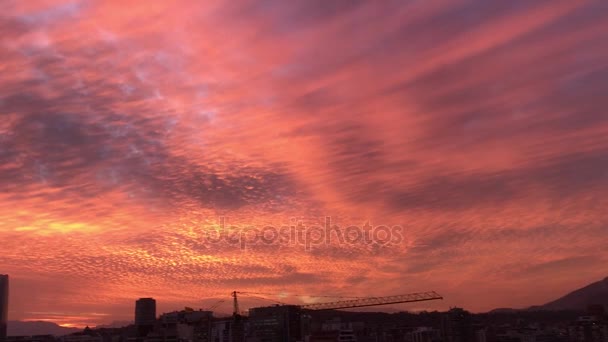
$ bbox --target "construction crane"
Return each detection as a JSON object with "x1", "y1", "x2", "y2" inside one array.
[
  {"x1": 300, "y1": 291, "x2": 443, "y2": 311},
  {"x1": 224, "y1": 290, "x2": 441, "y2": 342},
  {"x1": 231, "y1": 290, "x2": 443, "y2": 313},
  {"x1": 231, "y1": 291, "x2": 238, "y2": 315},
  {"x1": 205, "y1": 299, "x2": 225, "y2": 311}
]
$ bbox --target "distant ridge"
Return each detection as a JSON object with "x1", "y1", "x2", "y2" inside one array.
[
  {"x1": 488, "y1": 308, "x2": 520, "y2": 313},
  {"x1": 93, "y1": 321, "x2": 133, "y2": 329},
  {"x1": 488, "y1": 277, "x2": 608, "y2": 313},
  {"x1": 8, "y1": 321, "x2": 80, "y2": 336},
  {"x1": 531, "y1": 277, "x2": 608, "y2": 311}
]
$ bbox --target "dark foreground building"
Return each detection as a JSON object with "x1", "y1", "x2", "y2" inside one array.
[
  {"x1": 248, "y1": 305, "x2": 304, "y2": 342},
  {"x1": 0, "y1": 275, "x2": 8, "y2": 340},
  {"x1": 441, "y1": 308, "x2": 474, "y2": 342},
  {"x1": 135, "y1": 297, "x2": 156, "y2": 337}
]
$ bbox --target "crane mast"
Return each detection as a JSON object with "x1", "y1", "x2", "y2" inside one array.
[{"x1": 232, "y1": 291, "x2": 239, "y2": 315}]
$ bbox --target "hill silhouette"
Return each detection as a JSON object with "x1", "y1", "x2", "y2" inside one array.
[
  {"x1": 8, "y1": 321, "x2": 80, "y2": 336},
  {"x1": 531, "y1": 276, "x2": 608, "y2": 311},
  {"x1": 487, "y1": 277, "x2": 608, "y2": 313}
]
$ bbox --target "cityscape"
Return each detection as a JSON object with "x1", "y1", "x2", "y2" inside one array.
[
  {"x1": 1, "y1": 1, "x2": 608, "y2": 342},
  {"x1": 1, "y1": 274, "x2": 608, "y2": 342}
]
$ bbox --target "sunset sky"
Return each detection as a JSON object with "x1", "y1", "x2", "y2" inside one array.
[{"x1": 1, "y1": 0, "x2": 608, "y2": 328}]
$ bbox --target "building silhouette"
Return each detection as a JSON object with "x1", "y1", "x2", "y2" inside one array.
[
  {"x1": 0, "y1": 275, "x2": 8, "y2": 340},
  {"x1": 159, "y1": 309, "x2": 213, "y2": 342},
  {"x1": 135, "y1": 298, "x2": 156, "y2": 337},
  {"x1": 248, "y1": 305, "x2": 304, "y2": 342},
  {"x1": 568, "y1": 306, "x2": 608, "y2": 342},
  {"x1": 441, "y1": 308, "x2": 475, "y2": 342}
]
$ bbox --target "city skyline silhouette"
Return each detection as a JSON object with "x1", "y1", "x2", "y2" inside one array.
[{"x1": 1, "y1": 0, "x2": 607, "y2": 331}]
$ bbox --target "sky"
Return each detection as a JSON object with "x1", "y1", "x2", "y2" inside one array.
[{"x1": 1, "y1": 0, "x2": 608, "y2": 328}]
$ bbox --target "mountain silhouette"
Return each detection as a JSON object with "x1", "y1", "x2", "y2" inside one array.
[
  {"x1": 7, "y1": 321, "x2": 80, "y2": 336},
  {"x1": 487, "y1": 277, "x2": 608, "y2": 313},
  {"x1": 93, "y1": 320, "x2": 133, "y2": 329},
  {"x1": 532, "y1": 277, "x2": 608, "y2": 311}
]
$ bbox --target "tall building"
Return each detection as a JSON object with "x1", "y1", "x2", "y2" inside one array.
[
  {"x1": 441, "y1": 308, "x2": 475, "y2": 342},
  {"x1": 159, "y1": 309, "x2": 213, "y2": 342},
  {"x1": 568, "y1": 316, "x2": 608, "y2": 342},
  {"x1": 409, "y1": 327, "x2": 441, "y2": 342},
  {"x1": 135, "y1": 298, "x2": 156, "y2": 337},
  {"x1": 0, "y1": 275, "x2": 8, "y2": 340},
  {"x1": 248, "y1": 305, "x2": 303, "y2": 342},
  {"x1": 212, "y1": 317, "x2": 245, "y2": 342}
]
